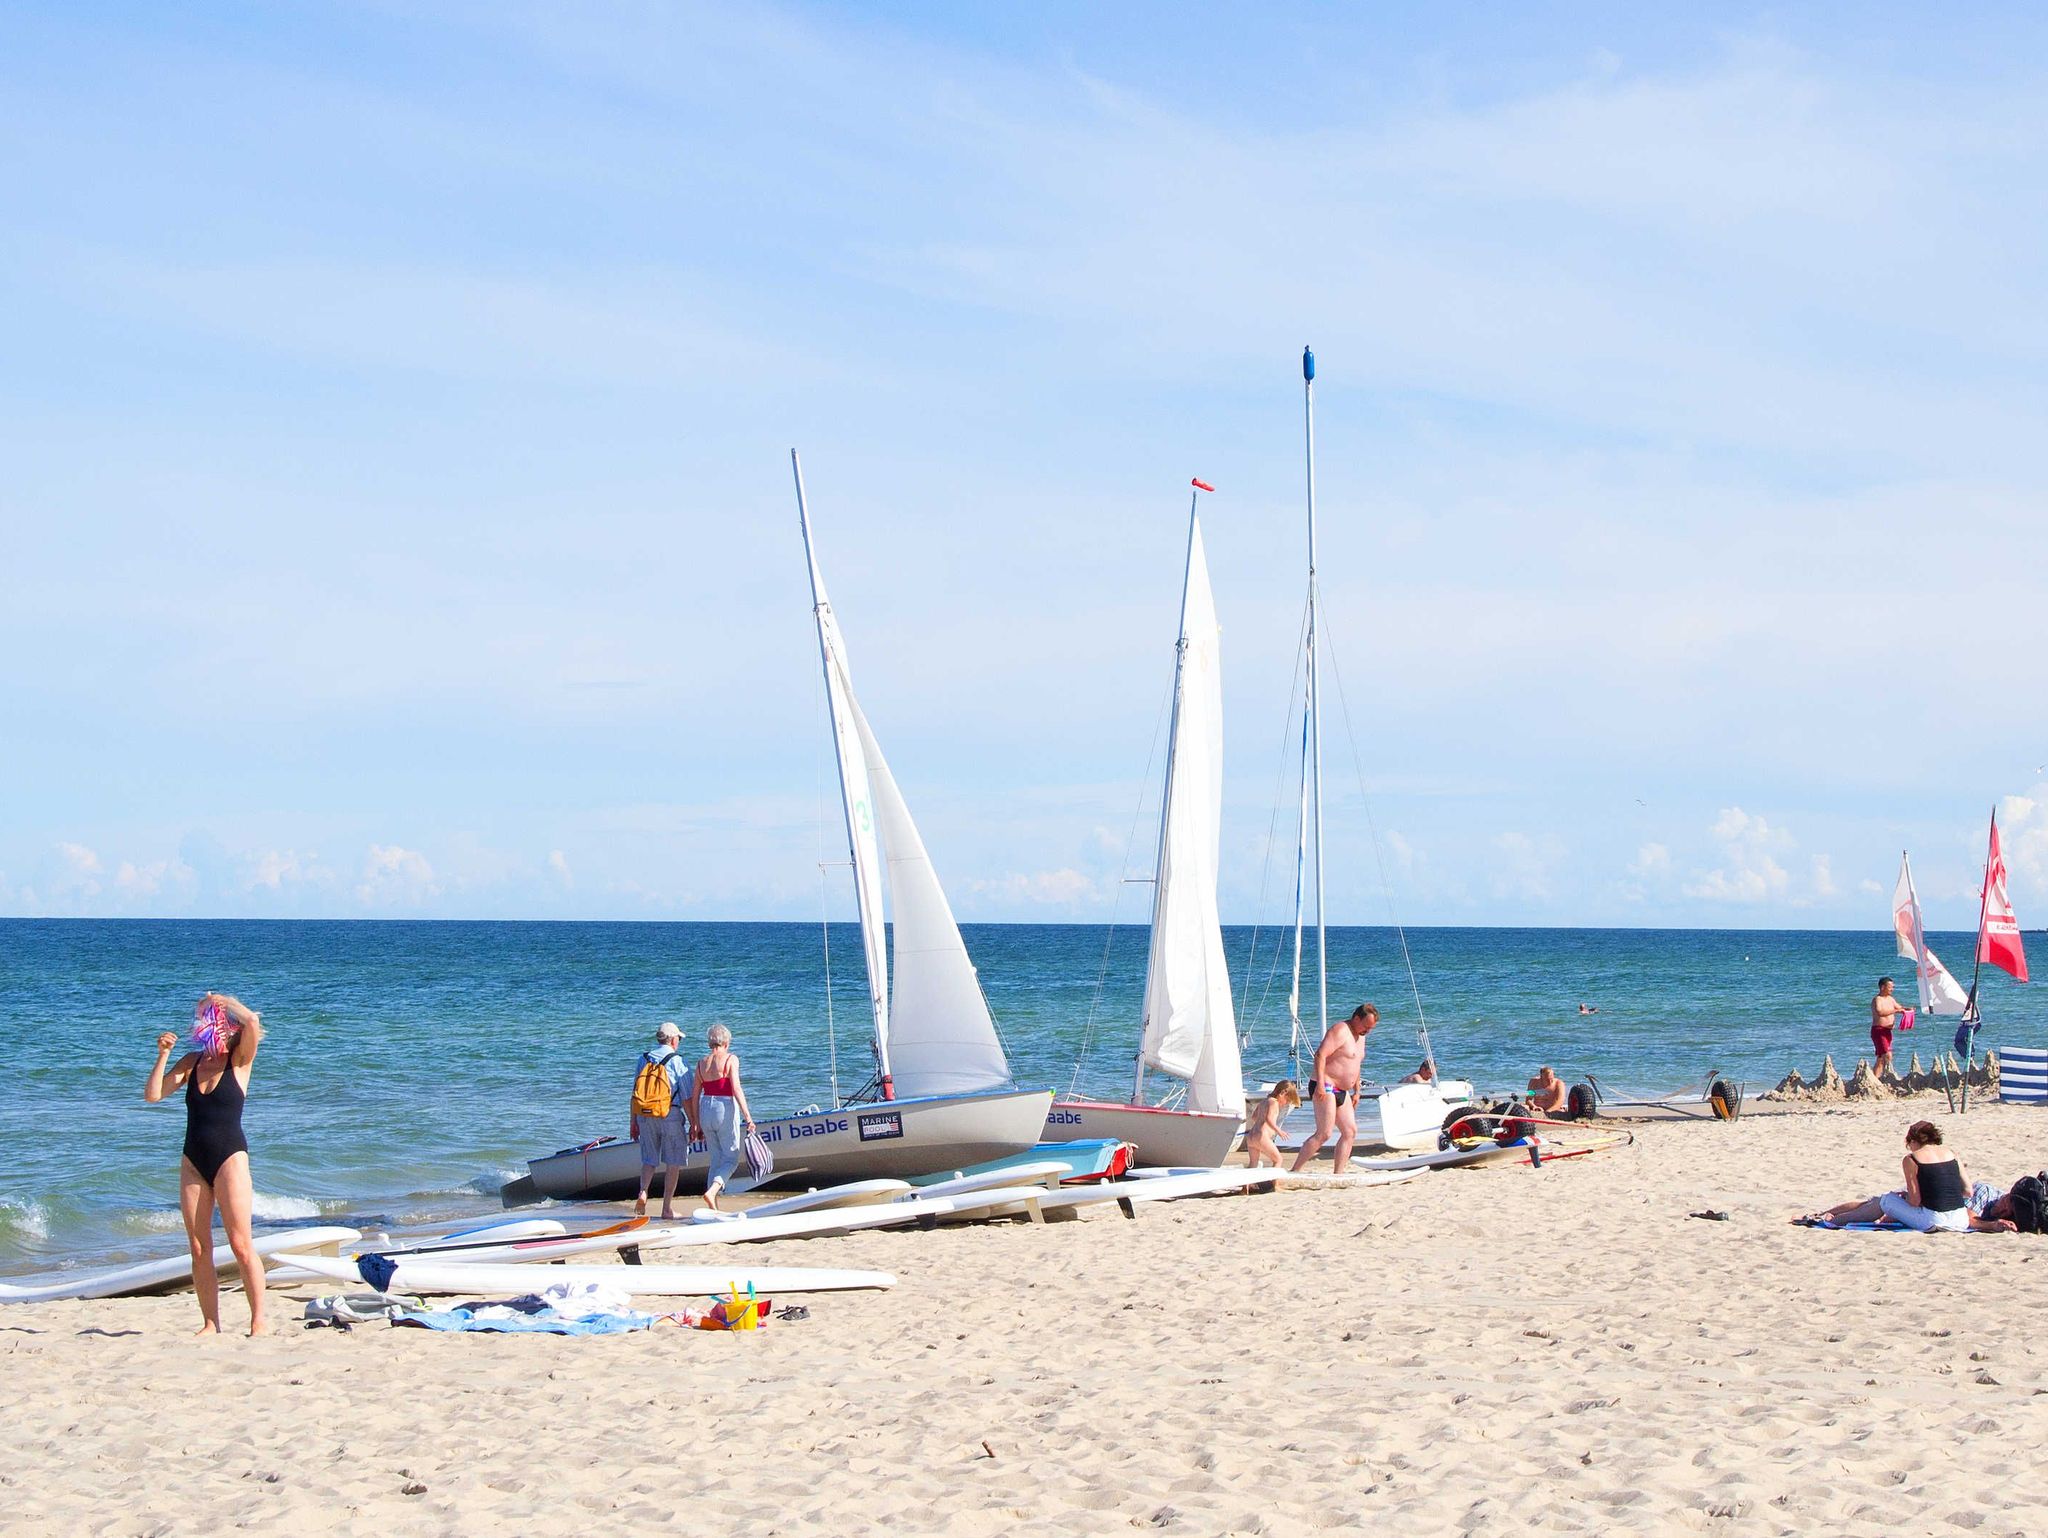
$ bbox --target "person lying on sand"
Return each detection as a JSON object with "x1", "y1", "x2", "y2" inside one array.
[
  {"x1": 1242, "y1": 1080, "x2": 1300, "y2": 1168},
  {"x1": 1798, "y1": 1119, "x2": 2016, "y2": 1233},
  {"x1": 1525, "y1": 1066, "x2": 1571, "y2": 1116}
]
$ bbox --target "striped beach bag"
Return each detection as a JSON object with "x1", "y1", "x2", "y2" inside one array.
[
  {"x1": 743, "y1": 1123, "x2": 775, "y2": 1182},
  {"x1": 2001, "y1": 1046, "x2": 2048, "y2": 1105}
]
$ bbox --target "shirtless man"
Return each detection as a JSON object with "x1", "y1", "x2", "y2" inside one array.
[
  {"x1": 1289, "y1": 1004, "x2": 1377, "y2": 1174},
  {"x1": 1870, "y1": 977, "x2": 1906, "y2": 1077},
  {"x1": 1526, "y1": 1065, "x2": 1570, "y2": 1116}
]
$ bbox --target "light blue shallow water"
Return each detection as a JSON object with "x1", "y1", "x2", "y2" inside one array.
[{"x1": 2, "y1": 918, "x2": 2039, "y2": 1271}]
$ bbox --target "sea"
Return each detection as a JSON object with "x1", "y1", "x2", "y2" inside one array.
[{"x1": 3, "y1": 918, "x2": 2041, "y2": 1273}]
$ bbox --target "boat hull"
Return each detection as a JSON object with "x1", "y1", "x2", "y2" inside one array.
[
  {"x1": 525, "y1": 1088, "x2": 1054, "y2": 1201},
  {"x1": 1046, "y1": 1099, "x2": 1243, "y2": 1168},
  {"x1": 1354, "y1": 1080, "x2": 1476, "y2": 1152}
]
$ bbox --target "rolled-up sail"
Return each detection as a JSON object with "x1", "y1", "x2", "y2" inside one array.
[{"x1": 1137, "y1": 514, "x2": 1245, "y2": 1116}]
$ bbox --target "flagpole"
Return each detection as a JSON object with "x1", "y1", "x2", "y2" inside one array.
[{"x1": 1960, "y1": 807, "x2": 1996, "y2": 1113}]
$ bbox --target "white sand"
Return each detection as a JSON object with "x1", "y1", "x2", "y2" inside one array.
[{"x1": 5, "y1": 1099, "x2": 2046, "y2": 1536}]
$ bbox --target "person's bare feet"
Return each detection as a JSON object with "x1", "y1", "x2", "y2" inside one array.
[
  {"x1": 248, "y1": 1320, "x2": 271, "y2": 1337},
  {"x1": 633, "y1": 1196, "x2": 648, "y2": 1217},
  {"x1": 193, "y1": 1321, "x2": 219, "y2": 1336}
]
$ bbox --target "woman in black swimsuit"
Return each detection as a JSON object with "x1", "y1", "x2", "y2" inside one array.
[{"x1": 144, "y1": 994, "x2": 267, "y2": 1335}]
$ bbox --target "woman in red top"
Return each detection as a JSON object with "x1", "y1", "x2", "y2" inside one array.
[{"x1": 688, "y1": 1023, "x2": 756, "y2": 1211}]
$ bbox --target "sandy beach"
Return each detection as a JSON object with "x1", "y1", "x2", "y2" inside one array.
[{"x1": 3, "y1": 1099, "x2": 2044, "y2": 1537}]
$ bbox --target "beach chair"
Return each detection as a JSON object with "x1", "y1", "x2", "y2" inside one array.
[{"x1": 2000, "y1": 1046, "x2": 2048, "y2": 1105}]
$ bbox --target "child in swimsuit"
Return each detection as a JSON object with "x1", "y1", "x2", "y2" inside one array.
[{"x1": 1242, "y1": 1080, "x2": 1301, "y2": 1168}]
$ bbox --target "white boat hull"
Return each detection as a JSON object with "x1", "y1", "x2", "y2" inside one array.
[
  {"x1": 525, "y1": 1088, "x2": 1054, "y2": 1201},
  {"x1": 1353, "y1": 1080, "x2": 1475, "y2": 1152},
  {"x1": 1045, "y1": 1099, "x2": 1242, "y2": 1168}
]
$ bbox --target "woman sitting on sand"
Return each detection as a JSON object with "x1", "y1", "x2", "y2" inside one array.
[
  {"x1": 1242, "y1": 1081, "x2": 1300, "y2": 1168},
  {"x1": 688, "y1": 1022, "x2": 755, "y2": 1211},
  {"x1": 1799, "y1": 1119, "x2": 2015, "y2": 1233},
  {"x1": 143, "y1": 994, "x2": 269, "y2": 1334}
]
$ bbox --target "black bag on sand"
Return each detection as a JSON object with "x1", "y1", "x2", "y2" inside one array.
[{"x1": 2009, "y1": 1173, "x2": 2048, "y2": 1234}]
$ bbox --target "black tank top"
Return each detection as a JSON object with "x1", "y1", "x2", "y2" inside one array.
[{"x1": 1914, "y1": 1156, "x2": 1965, "y2": 1212}]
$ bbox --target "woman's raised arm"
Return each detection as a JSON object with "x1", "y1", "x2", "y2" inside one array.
[
  {"x1": 146, "y1": 1035, "x2": 197, "y2": 1102},
  {"x1": 222, "y1": 996, "x2": 263, "y2": 1069}
]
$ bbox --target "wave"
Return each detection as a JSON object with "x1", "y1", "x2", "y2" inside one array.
[
  {"x1": 248, "y1": 1191, "x2": 327, "y2": 1222},
  {"x1": 0, "y1": 1196, "x2": 51, "y2": 1244}
]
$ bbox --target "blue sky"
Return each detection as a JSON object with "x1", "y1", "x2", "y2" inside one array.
[{"x1": 3, "y1": 2, "x2": 2045, "y2": 927}]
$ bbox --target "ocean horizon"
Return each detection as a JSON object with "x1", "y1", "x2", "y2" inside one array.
[{"x1": 4, "y1": 916, "x2": 2040, "y2": 1273}]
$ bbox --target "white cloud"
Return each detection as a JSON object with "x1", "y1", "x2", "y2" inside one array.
[
  {"x1": 970, "y1": 868, "x2": 1101, "y2": 908},
  {"x1": 2001, "y1": 786, "x2": 2048, "y2": 898},
  {"x1": 355, "y1": 844, "x2": 439, "y2": 907},
  {"x1": 1491, "y1": 831, "x2": 1563, "y2": 903},
  {"x1": 548, "y1": 849, "x2": 574, "y2": 888},
  {"x1": 114, "y1": 857, "x2": 195, "y2": 900},
  {"x1": 243, "y1": 848, "x2": 333, "y2": 892},
  {"x1": 1685, "y1": 806, "x2": 1793, "y2": 903}
]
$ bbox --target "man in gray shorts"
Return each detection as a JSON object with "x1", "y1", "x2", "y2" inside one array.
[{"x1": 629, "y1": 1022, "x2": 696, "y2": 1219}]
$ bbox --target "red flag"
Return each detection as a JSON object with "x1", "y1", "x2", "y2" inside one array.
[
  {"x1": 1977, "y1": 810, "x2": 2029, "y2": 982},
  {"x1": 1190, "y1": 478, "x2": 1214, "y2": 492}
]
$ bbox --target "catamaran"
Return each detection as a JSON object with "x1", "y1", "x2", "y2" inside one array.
[
  {"x1": 1049, "y1": 482, "x2": 1248, "y2": 1168},
  {"x1": 521, "y1": 456, "x2": 1051, "y2": 1202},
  {"x1": 1281, "y1": 346, "x2": 1472, "y2": 1153}
]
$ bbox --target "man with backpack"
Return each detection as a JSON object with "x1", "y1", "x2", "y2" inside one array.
[{"x1": 629, "y1": 1022, "x2": 696, "y2": 1219}]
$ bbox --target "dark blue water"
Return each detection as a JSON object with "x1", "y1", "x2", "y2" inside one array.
[{"x1": 2, "y1": 919, "x2": 2038, "y2": 1269}]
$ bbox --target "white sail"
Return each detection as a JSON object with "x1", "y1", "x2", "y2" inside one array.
[
  {"x1": 1894, "y1": 852, "x2": 1968, "y2": 1017},
  {"x1": 847, "y1": 694, "x2": 1013, "y2": 1098},
  {"x1": 1137, "y1": 515, "x2": 1245, "y2": 1115},
  {"x1": 798, "y1": 470, "x2": 891, "y2": 1058}
]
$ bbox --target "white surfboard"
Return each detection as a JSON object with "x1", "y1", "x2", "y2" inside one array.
[
  {"x1": 697, "y1": 1179, "x2": 913, "y2": 1222},
  {"x1": 276, "y1": 1252, "x2": 895, "y2": 1296},
  {"x1": 908, "y1": 1161, "x2": 1069, "y2": 1200},
  {"x1": 1272, "y1": 1166, "x2": 1427, "y2": 1191},
  {"x1": 1125, "y1": 1166, "x2": 1286, "y2": 1191},
  {"x1": 0, "y1": 1226, "x2": 361, "y2": 1305},
  {"x1": 265, "y1": 1218, "x2": 572, "y2": 1284},
  {"x1": 646, "y1": 1183, "x2": 1070, "y2": 1243}
]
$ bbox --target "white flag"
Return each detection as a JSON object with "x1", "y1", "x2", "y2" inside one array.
[{"x1": 1893, "y1": 853, "x2": 1969, "y2": 1016}]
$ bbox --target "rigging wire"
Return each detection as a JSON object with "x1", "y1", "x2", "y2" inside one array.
[
  {"x1": 1315, "y1": 574, "x2": 1435, "y2": 1060},
  {"x1": 1067, "y1": 666, "x2": 1178, "y2": 1098},
  {"x1": 816, "y1": 762, "x2": 842, "y2": 1106},
  {"x1": 1236, "y1": 593, "x2": 1313, "y2": 1079}
]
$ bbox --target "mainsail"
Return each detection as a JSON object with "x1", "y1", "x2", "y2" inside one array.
[
  {"x1": 1136, "y1": 512, "x2": 1245, "y2": 1116},
  {"x1": 1892, "y1": 853, "x2": 1968, "y2": 1016},
  {"x1": 848, "y1": 696, "x2": 1012, "y2": 1098},
  {"x1": 794, "y1": 450, "x2": 1011, "y2": 1102}
]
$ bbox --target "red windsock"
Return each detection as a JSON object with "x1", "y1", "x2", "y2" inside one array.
[{"x1": 1191, "y1": 478, "x2": 1214, "y2": 492}]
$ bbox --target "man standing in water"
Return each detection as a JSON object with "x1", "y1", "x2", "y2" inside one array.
[
  {"x1": 1290, "y1": 1004, "x2": 1377, "y2": 1174},
  {"x1": 1871, "y1": 977, "x2": 1907, "y2": 1078}
]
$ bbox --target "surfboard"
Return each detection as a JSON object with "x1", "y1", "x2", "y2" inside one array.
[
  {"x1": 697, "y1": 1179, "x2": 912, "y2": 1222},
  {"x1": 0, "y1": 1226, "x2": 361, "y2": 1304},
  {"x1": 267, "y1": 1219, "x2": 569, "y2": 1283},
  {"x1": 644, "y1": 1183, "x2": 1077, "y2": 1245},
  {"x1": 909, "y1": 1161, "x2": 1069, "y2": 1200},
  {"x1": 275, "y1": 1252, "x2": 896, "y2": 1296},
  {"x1": 1272, "y1": 1166, "x2": 1427, "y2": 1191}
]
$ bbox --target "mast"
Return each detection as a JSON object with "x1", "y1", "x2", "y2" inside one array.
[
  {"x1": 791, "y1": 449, "x2": 894, "y2": 1098},
  {"x1": 1303, "y1": 346, "x2": 1330, "y2": 1050},
  {"x1": 1134, "y1": 482, "x2": 1206, "y2": 1103}
]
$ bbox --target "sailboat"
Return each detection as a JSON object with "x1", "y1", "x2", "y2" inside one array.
[
  {"x1": 1048, "y1": 481, "x2": 1248, "y2": 1168},
  {"x1": 520, "y1": 457, "x2": 1051, "y2": 1202},
  {"x1": 1283, "y1": 346, "x2": 1472, "y2": 1154}
]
